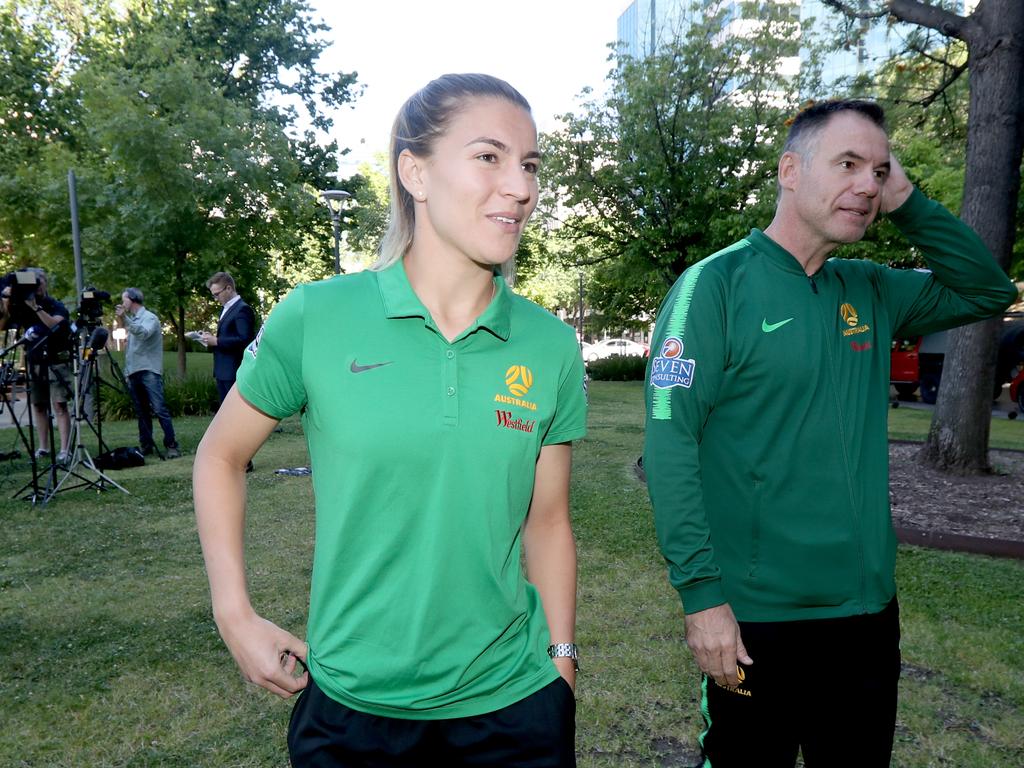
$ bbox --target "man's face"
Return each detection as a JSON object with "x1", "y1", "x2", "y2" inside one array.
[
  {"x1": 209, "y1": 282, "x2": 232, "y2": 306},
  {"x1": 120, "y1": 292, "x2": 133, "y2": 312},
  {"x1": 787, "y1": 112, "x2": 891, "y2": 248}
]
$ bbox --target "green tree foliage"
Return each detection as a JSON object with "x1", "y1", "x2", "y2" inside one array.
[
  {"x1": 0, "y1": 0, "x2": 360, "y2": 374},
  {"x1": 0, "y1": 1, "x2": 90, "y2": 275},
  {"x1": 538, "y1": 5, "x2": 817, "y2": 327},
  {"x1": 345, "y1": 154, "x2": 390, "y2": 260},
  {"x1": 513, "y1": 221, "x2": 583, "y2": 316}
]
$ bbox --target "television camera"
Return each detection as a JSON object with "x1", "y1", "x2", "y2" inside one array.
[
  {"x1": 77, "y1": 287, "x2": 112, "y2": 329},
  {"x1": 0, "y1": 270, "x2": 44, "y2": 328}
]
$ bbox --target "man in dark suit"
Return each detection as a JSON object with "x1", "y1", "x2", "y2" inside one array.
[{"x1": 201, "y1": 272, "x2": 256, "y2": 405}]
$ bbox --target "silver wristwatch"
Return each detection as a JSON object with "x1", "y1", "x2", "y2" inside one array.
[{"x1": 547, "y1": 642, "x2": 579, "y2": 671}]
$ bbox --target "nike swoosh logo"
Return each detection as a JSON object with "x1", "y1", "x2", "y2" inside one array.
[
  {"x1": 762, "y1": 317, "x2": 794, "y2": 333},
  {"x1": 350, "y1": 360, "x2": 393, "y2": 373}
]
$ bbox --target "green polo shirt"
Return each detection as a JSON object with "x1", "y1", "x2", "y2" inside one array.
[{"x1": 236, "y1": 259, "x2": 588, "y2": 719}]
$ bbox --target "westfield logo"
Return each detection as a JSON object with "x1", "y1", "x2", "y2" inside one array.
[{"x1": 495, "y1": 410, "x2": 536, "y2": 433}]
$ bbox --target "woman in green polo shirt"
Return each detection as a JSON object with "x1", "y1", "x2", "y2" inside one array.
[{"x1": 195, "y1": 73, "x2": 587, "y2": 766}]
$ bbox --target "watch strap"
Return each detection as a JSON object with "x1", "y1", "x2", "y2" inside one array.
[{"x1": 547, "y1": 642, "x2": 579, "y2": 671}]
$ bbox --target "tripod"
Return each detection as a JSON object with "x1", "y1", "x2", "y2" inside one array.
[
  {"x1": 76, "y1": 324, "x2": 126, "y2": 455},
  {"x1": 0, "y1": 352, "x2": 30, "y2": 488},
  {"x1": 46, "y1": 327, "x2": 128, "y2": 500},
  {"x1": 6, "y1": 331, "x2": 62, "y2": 503}
]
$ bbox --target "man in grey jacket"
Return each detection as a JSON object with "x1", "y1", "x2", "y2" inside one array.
[{"x1": 116, "y1": 288, "x2": 180, "y2": 458}]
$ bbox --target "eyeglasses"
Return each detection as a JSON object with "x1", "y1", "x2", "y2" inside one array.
[{"x1": 210, "y1": 287, "x2": 226, "y2": 299}]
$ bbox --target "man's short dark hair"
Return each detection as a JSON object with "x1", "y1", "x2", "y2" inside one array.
[
  {"x1": 206, "y1": 271, "x2": 235, "y2": 290},
  {"x1": 783, "y1": 100, "x2": 887, "y2": 162},
  {"x1": 124, "y1": 287, "x2": 144, "y2": 304}
]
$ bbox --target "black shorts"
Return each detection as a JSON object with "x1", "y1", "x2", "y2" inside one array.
[
  {"x1": 288, "y1": 675, "x2": 576, "y2": 767},
  {"x1": 699, "y1": 598, "x2": 901, "y2": 768}
]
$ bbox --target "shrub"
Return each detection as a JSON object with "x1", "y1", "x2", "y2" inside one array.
[
  {"x1": 587, "y1": 354, "x2": 648, "y2": 381},
  {"x1": 166, "y1": 375, "x2": 220, "y2": 416},
  {"x1": 99, "y1": 374, "x2": 219, "y2": 421},
  {"x1": 99, "y1": 383, "x2": 135, "y2": 421}
]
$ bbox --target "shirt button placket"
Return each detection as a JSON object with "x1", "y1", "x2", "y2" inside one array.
[{"x1": 443, "y1": 347, "x2": 458, "y2": 425}]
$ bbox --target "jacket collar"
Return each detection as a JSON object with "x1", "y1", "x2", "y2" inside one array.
[{"x1": 748, "y1": 228, "x2": 831, "y2": 279}]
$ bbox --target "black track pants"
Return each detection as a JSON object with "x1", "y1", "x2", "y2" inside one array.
[{"x1": 699, "y1": 598, "x2": 900, "y2": 767}]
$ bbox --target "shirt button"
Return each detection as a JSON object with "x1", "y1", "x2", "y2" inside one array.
[
  {"x1": 447, "y1": 386, "x2": 456, "y2": 396},
  {"x1": 446, "y1": 350, "x2": 455, "y2": 359}
]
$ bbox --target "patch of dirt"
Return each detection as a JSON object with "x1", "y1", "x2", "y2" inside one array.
[
  {"x1": 888, "y1": 442, "x2": 1024, "y2": 542},
  {"x1": 649, "y1": 736, "x2": 701, "y2": 767}
]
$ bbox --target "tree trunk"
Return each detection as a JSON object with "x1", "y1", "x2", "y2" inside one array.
[
  {"x1": 919, "y1": 0, "x2": 1024, "y2": 474},
  {"x1": 918, "y1": 317, "x2": 1001, "y2": 472}
]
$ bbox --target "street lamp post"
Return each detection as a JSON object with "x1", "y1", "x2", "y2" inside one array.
[
  {"x1": 321, "y1": 189, "x2": 351, "y2": 275},
  {"x1": 577, "y1": 264, "x2": 585, "y2": 343}
]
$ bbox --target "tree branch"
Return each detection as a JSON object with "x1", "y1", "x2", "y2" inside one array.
[
  {"x1": 907, "y1": 41, "x2": 954, "y2": 66},
  {"x1": 821, "y1": 0, "x2": 890, "y2": 20},
  {"x1": 917, "y1": 61, "x2": 968, "y2": 108},
  {"x1": 823, "y1": 1, "x2": 977, "y2": 42},
  {"x1": 887, "y1": 0, "x2": 973, "y2": 41}
]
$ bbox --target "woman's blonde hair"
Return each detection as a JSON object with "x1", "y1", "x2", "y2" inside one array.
[{"x1": 372, "y1": 73, "x2": 532, "y2": 281}]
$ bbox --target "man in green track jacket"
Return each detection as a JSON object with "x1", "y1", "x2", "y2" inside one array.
[{"x1": 643, "y1": 100, "x2": 1017, "y2": 767}]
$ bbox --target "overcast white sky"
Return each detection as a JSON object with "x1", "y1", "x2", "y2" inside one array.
[{"x1": 305, "y1": 0, "x2": 631, "y2": 178}]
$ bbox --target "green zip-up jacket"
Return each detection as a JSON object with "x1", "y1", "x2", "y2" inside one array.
[{"x1": 644, "y1": 188, "x2": 1017, "y2": 622}]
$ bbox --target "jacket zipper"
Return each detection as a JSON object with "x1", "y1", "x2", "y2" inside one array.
[{"x1": 811, "y1": 273, "x2": 867, "y2": 610}]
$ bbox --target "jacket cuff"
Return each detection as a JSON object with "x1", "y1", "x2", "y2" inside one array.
[
  {"x1": 679, "y1": 577, "x2": 726, "y2": 615},
  {"x1": 886, "y1": 185, "x2": 929, "y2": 227}
]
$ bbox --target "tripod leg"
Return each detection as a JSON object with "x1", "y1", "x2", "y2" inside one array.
[{"x1": 47, "y1": 339, "x2": 130, "y2": 499}]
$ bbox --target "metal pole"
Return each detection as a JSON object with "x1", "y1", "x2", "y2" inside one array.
[
  {"x1": 331, "y1": 212, "x2": 342, "y2": 275},
  {"x1": 321, "y1": 190, "x2": 350, "y2": 275},
  {"x1": 577, "y1": 269, "x2": 584, "y2": 342},
  {"x1": 68, "y1": 169, "x2": 84, "y2": 295}
]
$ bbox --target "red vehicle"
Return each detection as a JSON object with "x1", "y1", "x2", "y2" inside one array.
[
  {"x1": 890, "y1": 333, "x2": 945, "y2": 404},
  {"x1": 1010, "y1": 367, "x2": 1024, "y2": 412},
  {"x1": 890, "y1": 337, "x2": 924, "y2": 400},
  {"x1": 891, "y1": 317, "x2": 1024, "y2": 406}
]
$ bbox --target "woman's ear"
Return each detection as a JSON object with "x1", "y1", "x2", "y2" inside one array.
[{"x1": 398, "y1": 149, "x2": 426, "y2": 201}]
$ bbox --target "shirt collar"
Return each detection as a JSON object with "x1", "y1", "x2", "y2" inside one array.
[
  {"x1": 376, "y1": 258, "x2": 512, "y2": 341},
  {"x1": 220, "y1": 294, "x2": 241, "y2": 317}
]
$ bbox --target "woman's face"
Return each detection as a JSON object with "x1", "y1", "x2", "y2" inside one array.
[{"x1": 408, "y1": 97, "x2": 539, "y2": 269}]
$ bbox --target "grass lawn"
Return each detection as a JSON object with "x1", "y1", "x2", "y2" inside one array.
[
  {"x1": 0, "y1": 382, "x2": 1021, "y2": 766},
  {"x1": 888, "y1": 405, "x2": 1024, "y2": 451}
]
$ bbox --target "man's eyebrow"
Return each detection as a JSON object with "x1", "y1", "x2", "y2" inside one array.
[
  {"x1": 466, "y1": 136, "x2": 541, "y2": 160},
  {"x1": 832, "y1": 150, "x2": 891, "y2": 170}
]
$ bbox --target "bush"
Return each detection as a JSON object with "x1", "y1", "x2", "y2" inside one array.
[
  {"x1": 587, "y1": 354, "x2": 648, "y2": 381},
  {"x1": 166, "y1": 374, "x2": 220, "y2": 416},
  {"x1": 100, "y1": 374, "x2": 219, "y2": 421}
]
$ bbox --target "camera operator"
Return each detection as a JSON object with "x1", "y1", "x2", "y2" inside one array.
[
  {"x1": 116, "y1": 287, "x2": 180, "y2": 459},
  {"x1": 1, "y1": 269, "x2": 73, "y2": 463}
]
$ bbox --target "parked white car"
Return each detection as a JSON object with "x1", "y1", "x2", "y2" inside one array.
[{"x1": 583, "y1": 338, "x2": 648, "y2": 362}]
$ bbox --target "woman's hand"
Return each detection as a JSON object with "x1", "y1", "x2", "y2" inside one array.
[
  {"x1": 217, "y1": 607, "x2": 308, "y2": 699},
  {"x1": 552, "y1": 656, "x2": 576, "y2": 694}
]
